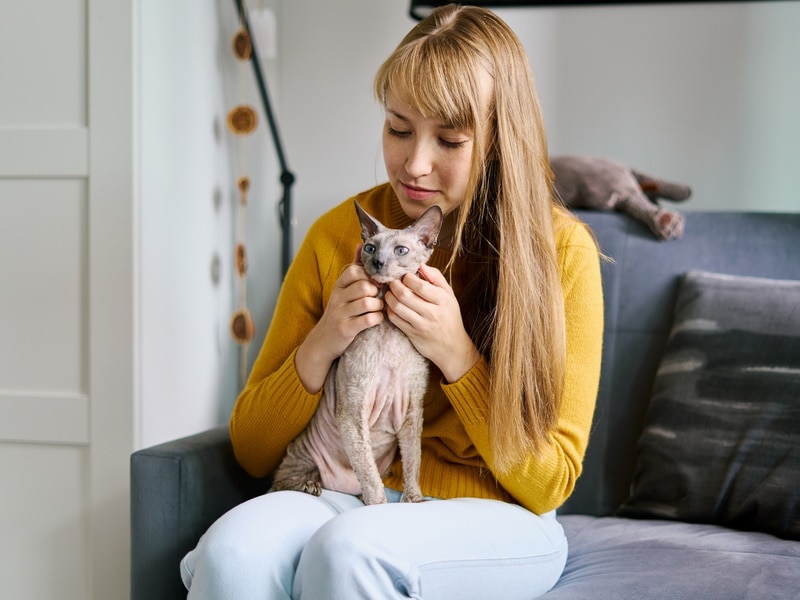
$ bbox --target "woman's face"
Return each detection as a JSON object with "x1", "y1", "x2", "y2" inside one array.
[{"x1": 382, "y1": 89, "x2": 476, "y2": 220}]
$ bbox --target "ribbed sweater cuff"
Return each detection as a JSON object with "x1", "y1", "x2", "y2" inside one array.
[{"x1": 442, "y1": 357, "x2": 490, "y2": 426}]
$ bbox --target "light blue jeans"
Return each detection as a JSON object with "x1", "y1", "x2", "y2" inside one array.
[{"x1": 180, "y1": 488, "x2": 567, "y2": 600}]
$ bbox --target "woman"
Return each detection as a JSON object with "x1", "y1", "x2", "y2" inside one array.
[{"x1": 181, "y1": 4, "x2": 603, "y2": 599}]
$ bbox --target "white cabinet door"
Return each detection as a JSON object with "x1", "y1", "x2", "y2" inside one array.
[{"x1": 0, "y1": 1, "x2": 135, "y2": 598}]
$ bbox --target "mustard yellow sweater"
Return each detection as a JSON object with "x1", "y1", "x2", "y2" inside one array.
[{"x1": 230, "y1": 183, "x2": 604, "y2": 514}]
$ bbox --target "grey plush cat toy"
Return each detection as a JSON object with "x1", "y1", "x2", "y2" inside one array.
[
  {"x1": 271, "y1": 202, "x2": 443, "y2": 505},
  {"x1": 551, "y1": 155, "x2": 692, "y2": 241}
]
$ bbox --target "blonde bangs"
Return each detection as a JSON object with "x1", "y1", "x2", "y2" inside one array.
[{"x1": 374, "y1": 37, "x2": 486, "y2": 133}]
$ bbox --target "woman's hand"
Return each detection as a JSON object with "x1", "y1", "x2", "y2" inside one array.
[
  {"x1": 385, "y1": 263, "x2": 481, "y2": 383},
  {"x1": 295, "y1": 247, "x2": 384, "y2": 393}
]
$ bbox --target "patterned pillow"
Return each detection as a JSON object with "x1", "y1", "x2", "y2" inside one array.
[{"x1": 618, "y1": 270, "x2": 800, "y2": 540}]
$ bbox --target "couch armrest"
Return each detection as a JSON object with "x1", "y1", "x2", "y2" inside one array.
[{"x1": 130, "y1": 426, "x2": 271, "y2": 600}]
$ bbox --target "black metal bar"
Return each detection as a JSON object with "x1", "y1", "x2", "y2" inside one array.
[
  {"x1": 233, "y1": 0, "x2": 295, "y2": 278},
  {"x1": 409, "y1": 0, "x2": 773, "y2": 20}
]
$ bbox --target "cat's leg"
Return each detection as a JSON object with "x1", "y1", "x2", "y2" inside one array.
[
  {"x1": 397, "y1": 393, "x2": 424, "y2": 503},
  {"x1": 336, "y1": 398, "x2": 387, "y2": 506},
  {"x1": 633, "y1": 170, "x2": 692, "y2": 203},
  {"x1": 616, "y1": 193, "x2": 684, "y2": 241},
  {"x1": 271, "y1": 435, "x2": 323, "y2": 497}
]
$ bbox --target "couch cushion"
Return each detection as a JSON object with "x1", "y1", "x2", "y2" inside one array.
[
  {"x1": 563, "y1": 211, "x2": 800, "y2": 518},
  {"x1": 545, "y1": 515, "x2": 800, "y2": 599},
  {"x1": 617, "y1": 270, "x2": 800, "y2": 540}
]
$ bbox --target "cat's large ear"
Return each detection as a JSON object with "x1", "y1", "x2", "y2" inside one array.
[
  {"x1": 411, "y1": 205, "x2": 444, "y2": 249},
  {"x1": 354, "y1": 201, "x2": 384, "y2": 240}
]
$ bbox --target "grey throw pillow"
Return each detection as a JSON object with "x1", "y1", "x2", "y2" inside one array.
[{"x1": 618, "y1": 270, "x2": 800, "y2": 540}]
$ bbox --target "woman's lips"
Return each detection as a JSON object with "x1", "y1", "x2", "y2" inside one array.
[{"x1": 401, "y1": 182, "x2": 437, "y2": 202}]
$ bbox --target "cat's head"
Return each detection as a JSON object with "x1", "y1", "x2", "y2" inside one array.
[{"x1": 355, "y1": 202, "x2": 443, "y2": 284}]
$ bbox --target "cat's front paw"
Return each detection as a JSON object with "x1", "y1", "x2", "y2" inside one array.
[
  {"x1": 272, "y1": 478, "x2": 322, "y2": 497},
  {"x1": 298, "y1": 480, "x2": 322, "y2": 496},
  {"x1": 401, "y1": 490, "x2": 425, "y2": 503}
]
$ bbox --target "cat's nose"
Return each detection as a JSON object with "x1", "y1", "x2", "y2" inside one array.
[{"x1": 374, "y1": 259, "x2": 385, "y2": 271}]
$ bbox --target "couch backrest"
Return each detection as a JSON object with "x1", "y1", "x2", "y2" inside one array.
[{"x1": 560, "y1": 210, "x2": 800, "y2": 516}]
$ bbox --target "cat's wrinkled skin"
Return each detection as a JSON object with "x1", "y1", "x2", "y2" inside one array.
[{"x1": 271, "y1": 202, "x2": 443, "y2": 505}]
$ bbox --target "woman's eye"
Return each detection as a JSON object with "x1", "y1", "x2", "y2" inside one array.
[
  {"x1": 440, "y1": 138, "x2": 468, "y2": 149},
  {"x1": 387, "y1": 126, "x2": 410, "y2": 139},
  {"x1": 364, "y1": 244, "x2": 376, "y2": 254},
  {"x1": 394, "y1": 246, "x2": 409, "y2": 256}
]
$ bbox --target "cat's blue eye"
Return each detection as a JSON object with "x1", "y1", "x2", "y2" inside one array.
[
  {"x1": 394, "y1": 246, "x2": 409, "y2": 256},
  {"x1": 364, "y1": 243, "x2": 376, "y2": 254}
]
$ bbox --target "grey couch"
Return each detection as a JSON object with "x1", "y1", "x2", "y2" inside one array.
[{"x1": 131, "y1": 210, "x2": 800, "y2": 600}]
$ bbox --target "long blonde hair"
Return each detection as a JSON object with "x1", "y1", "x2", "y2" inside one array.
[{"x1": 374, "y1": 4, "x2": 566, "y2": 471}]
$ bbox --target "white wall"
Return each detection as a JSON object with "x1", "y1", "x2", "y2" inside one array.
[
  {"x1": 279, "y1": 0, "x2": 415, "y2": 250},
  {"x1": 543, "y1": 2, "x2": 800, "y2": 212},
  {"x1": 139, "y1": 0, "x2": 282, "y2": 448},
  {"x1": 280, "y1": 0, "x2": 800, "y2": 253}
]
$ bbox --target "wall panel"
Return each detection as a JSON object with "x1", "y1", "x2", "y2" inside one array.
[
  {"x1": 0, "y1": 180, "x2": 85, "y2": 394},
  {"x1": 0, "y1": 0, "x2": 87, "y2": 127},
  {"x1": 0, "y1": 443, "x2": 89, "y2": 599}
]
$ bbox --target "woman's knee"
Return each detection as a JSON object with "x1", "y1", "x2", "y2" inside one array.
[
  {"x1": 182, "y1": 491, "x2": 356, "y2": 598},
  {"x1": 299, "y1": 509, "x2": 376, "y2": 575},
  {"x1": 294, "y1": 507, "x2": 416, "y2": 599},
  {"x1": 182, "y1": 514, "x2": 293, "y2": 598}
]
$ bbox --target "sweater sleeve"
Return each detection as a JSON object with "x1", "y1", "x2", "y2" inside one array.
[
  {"x1": 229, "y1": 212, "x2": 351, "y2": 478},
  {"x1": 443, "y1": 217, "x2": 604, "y2": 514},
  {"x1": 228, "y1": 185, "x2": 407, "y2": 478}
]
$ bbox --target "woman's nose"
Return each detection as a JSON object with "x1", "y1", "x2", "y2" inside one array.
[{"x1": 404, "y1": 142, "x2": 433, "y2": 177}]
